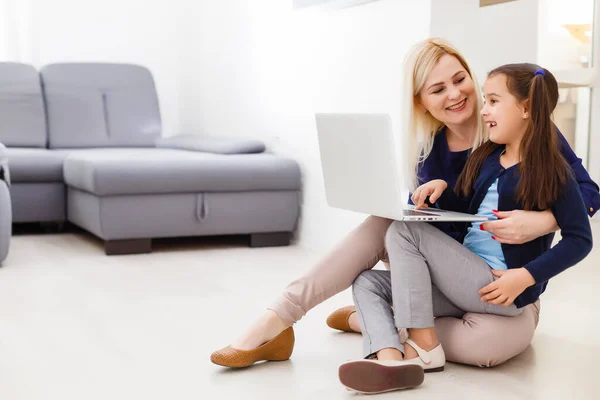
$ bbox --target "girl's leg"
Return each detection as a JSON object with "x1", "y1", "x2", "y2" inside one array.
[
  {"x1": 349, "y1": 226, "x2": 539, "y2": 366},
  {"x1": 339, "y1": 254, "x2": 390, "y2": 333},
  {"x1": 352, "y1": 270, "x2": 464, "y2": 360},
  {"x1": 340, "y1": 271, "x2": 477, "y2": 394},
  {"x1": 231, "y1": 216, "x2": 392, "y2": 350},
  {"x1": 385, "y1": 221, "x2": 522, "y2": 353}
]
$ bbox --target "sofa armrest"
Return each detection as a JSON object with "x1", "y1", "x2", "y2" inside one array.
[
  {"x1": 155, "y1": 134, "x2": 266, "y2": 155},
  {"x1": 0, "y1": 143, "x2": 9, "y2": 186}
]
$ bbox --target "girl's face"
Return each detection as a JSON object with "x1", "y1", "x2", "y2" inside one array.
[
  {"x1": 418, "y1": 54, "x2": 478, "y2": 127},
  {"x1": 481, "y1": 73, "x2": 529, "y2": 145}
]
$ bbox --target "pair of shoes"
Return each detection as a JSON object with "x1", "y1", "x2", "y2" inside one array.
[
  {"x1": 400, "y1": 339, "x2": 446, "y2": 372},
  {"x1": 210, "y1": 327, "x2": 295, "y2": 368},
  {"x1": 326, "y1": 306, "x2": 357, "y2": 332},
  {"x1": 338, "y1": 359, "x2": 424, "y2": 394}
]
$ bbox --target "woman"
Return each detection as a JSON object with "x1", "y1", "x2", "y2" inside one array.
[{"x1": 211, "y1": 38, "x2": 600, "y2": 368}]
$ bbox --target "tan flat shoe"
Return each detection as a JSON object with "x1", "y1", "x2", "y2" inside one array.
[
  {"x1": 210, "y1": 327, "x2": 295, "y2": 368},
  {"x1": 326, "y1": 306, "x2": 357, "y2": 333}
]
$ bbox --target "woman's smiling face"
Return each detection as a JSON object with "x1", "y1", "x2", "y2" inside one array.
[{"x1": 418, "y1": 54, "x2": 478, "y2": 127}]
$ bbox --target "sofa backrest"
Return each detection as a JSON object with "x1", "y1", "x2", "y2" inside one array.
[
  {"x1": 40, "y1": 63, "x2": 161, "y2": 149},
  {"x1": 0, "y1": 62, "x2": 48, "y2": 148}
]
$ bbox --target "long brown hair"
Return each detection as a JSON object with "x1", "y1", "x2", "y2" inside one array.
[{"x1": 455, "y1": 63, "x2": 570, "y2": 210}]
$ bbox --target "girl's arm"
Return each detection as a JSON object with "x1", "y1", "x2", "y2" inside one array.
[
  {"x1": 523, "y1": 177, "x2": 593, "y2": 284},
  {"x1": 556, "y1": 126, "x2": 600, "y2": 217}
]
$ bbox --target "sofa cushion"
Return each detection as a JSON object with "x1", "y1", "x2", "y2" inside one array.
[
  {"x1": 0, "y1": 63, "x2": 47, "y2": 148},
  {"x1": 7, "y1": 148, "x2": 71, "y2": 183},
  {"x1": 40, "y1": 63, "x2": 161, "y2": 149},
  {"x1": 63, "y1": 148, "x2": 301, "y2": 196},
  {"x1": 155, "y1": 134, "x2": 266, "y2": 154}
]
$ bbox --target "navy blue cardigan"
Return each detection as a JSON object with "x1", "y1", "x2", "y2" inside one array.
[
  {"x1": 415, "y1": 127, "x2": 600, "y2": 241},
  {"x1": 436, "y1": 146, "x2": 593, "y2": 308}
]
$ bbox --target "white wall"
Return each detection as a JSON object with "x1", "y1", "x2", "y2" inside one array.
[
  {"x1": 0, "y1": 0, "x2": 181, "y2": 138},
  {"x1": 589, "y1": 0, "x2": 600, "y2": 186},
  {"x1": 431, "y1": 0, "x2": 598, "y2": 177},
  {"x1": 177, "y1": 0, "x2": 432, "y2": 251},
  {"x1": 540, "y1": 0, "x2": 595, "y2": 165},
  {"x1": 430, "y1": 0, "x2": 539, "y2": 85},
  {"x1": 537, "y1": 0, "x2": 593, "y2": 70}
]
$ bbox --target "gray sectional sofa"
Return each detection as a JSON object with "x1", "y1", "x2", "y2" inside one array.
[{"x1": 0, "y1": 62, "x2": 301, "y2": 255}]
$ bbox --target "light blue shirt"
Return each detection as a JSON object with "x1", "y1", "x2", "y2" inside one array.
[{"x1": 463, "y1": 178, "x2": 507, "y2": 270}]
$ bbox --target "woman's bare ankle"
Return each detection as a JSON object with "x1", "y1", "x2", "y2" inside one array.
[
  {"x1": 264, "y1": 309, "x2": 289, "y2": 327},
  {"x1": 348, "y1": 312, "x2": 362, "y2": 333},
  {"x1": 231, "y1": 310, "x2": 290, "y2": 350}
]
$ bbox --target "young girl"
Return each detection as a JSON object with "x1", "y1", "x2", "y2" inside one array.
[{"x1": 338, "y1": 64, "x2": 594, "y2": 394}]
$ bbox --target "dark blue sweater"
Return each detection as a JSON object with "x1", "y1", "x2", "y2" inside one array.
[
  {"x1": 415, "y1": 127, "x2": 600, "y2": 241},
  {"x1": 436, "y1": 146, "x2": 593, "y2": 308}
]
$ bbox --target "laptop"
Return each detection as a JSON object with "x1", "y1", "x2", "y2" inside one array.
[{"x1": 315, "y1": 113, "x2": 488, "y2": 222}]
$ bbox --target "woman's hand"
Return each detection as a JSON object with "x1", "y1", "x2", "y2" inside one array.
[
  {"x1": 412, "y1": 180, "x2": 448, "y2": 210},
  {"x1": 478, "y1": 268, "x2": 536, "y2": 307},
  {"x1": 481, "y1": 209, "x2": 558, "y2": 245}
]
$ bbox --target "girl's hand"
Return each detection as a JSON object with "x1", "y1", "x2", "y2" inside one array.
[
  {"x1": 481, "y1": 210, "x2": 558, "y2": 245},
  {"x1": 478, "y1": 268, "x2": 536, "y2": 306},
  {"x1": 412, "y1": 180, "x2": 448, "y2": 210}
]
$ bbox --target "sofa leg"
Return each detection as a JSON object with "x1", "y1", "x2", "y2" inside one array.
[
  {"x1": 104, "y1": 239, "x2": 152, "y2": 255},
  {"x1": 249, "y1": 232, "x2": 292, "y2": 248}
]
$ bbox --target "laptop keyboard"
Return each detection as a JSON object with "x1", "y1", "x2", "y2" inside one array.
[{"x1": 404, "y1": 210, "x2": 440, "y2": 217}]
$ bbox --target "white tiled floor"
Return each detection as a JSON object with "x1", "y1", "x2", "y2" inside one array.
[{"x1": 0, "y1": 223, "x2": 599, "y2": 400}]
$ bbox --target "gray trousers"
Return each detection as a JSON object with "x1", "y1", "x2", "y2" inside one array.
[{"x1": 353, "y1": 221, "x2": 523, "y2": 357}]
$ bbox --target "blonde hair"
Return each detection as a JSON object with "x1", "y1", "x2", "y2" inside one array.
[{"x1": 402, "y1": 38, "x2": 487, "y2": 191}]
